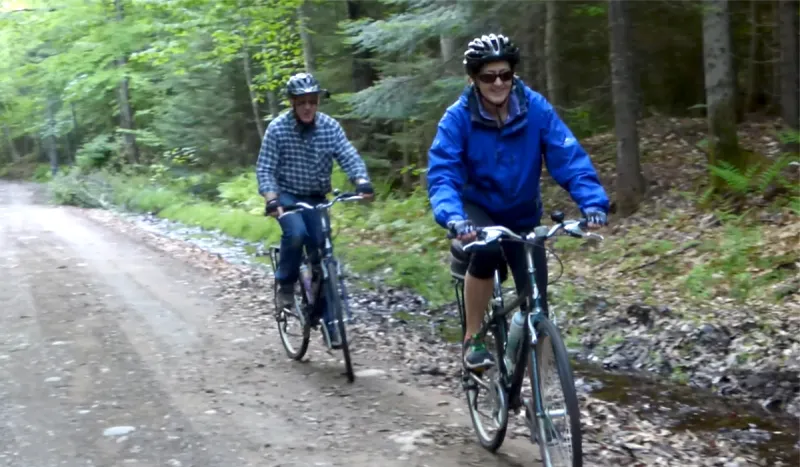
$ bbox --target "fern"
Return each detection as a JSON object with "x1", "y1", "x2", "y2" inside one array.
[
  {"x1": 709, "y1": 156, "x2": 798, "y2": 196},
  {"x1": 709, "y1": 161, "x2": 751, "y2": 193},
  {"x1": 757, "y1": 154, "x2": 793, "y2": 192}
]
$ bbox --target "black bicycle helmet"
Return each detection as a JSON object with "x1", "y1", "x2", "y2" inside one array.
[
  {"x1": 463, "y1": 34, "x2": 520, "y2": 76},
  {"x1": 286, "y1": 72, "x2": 322, "y2": 97}
]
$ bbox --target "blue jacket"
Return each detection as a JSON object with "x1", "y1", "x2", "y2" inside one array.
[{"x1": 427, "y1": 79, "x2": 610, "y2": 230}]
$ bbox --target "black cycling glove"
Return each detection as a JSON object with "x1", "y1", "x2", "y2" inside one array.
[
  {"x1": 355, "y1": 181, "x2": 374, "y2": 195},
  {"x1": 582, "y1": 208, "x2": 608, "y2": 226},
  {"x1": 265, "y1": 198, "x2": 280, "y2": 216},
  {"x1": 446, "y1": 218, "x2": 475, "y2": 238}
]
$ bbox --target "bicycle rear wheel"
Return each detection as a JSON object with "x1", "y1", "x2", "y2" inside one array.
[
  {"x1": 529, "y1": 317, "x2": 582, "y2": 467},
  {"x1": 325, "y1": 261, "x2": 354, "y2": 383}
]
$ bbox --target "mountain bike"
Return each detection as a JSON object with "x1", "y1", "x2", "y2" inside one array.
[
  {"x1": 266, "y1": 189, "x2": 365, "y2": 383},
  {"x1": 448, "y1": 211, "x2": 604, "y2": 467}
]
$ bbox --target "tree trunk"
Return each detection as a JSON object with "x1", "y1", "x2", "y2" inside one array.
[
  {"x1": 621, "y1": 0, "x2": 642, "y2": 118},
  {"x1": 70, "y1": 102, "x2": 80, "y2": 161},
  {"x1": 45, "y1": 96, "x2": 59, "y2": 175},
  {"x1": 545, "y1": 0, "x2": 563, "y2": 107},
  {"x1": 778, "y1": 0, "x2": 799, "y2": 152},
  {"x1": 744, "y1": 0, "x2": 759, "y2": 114},
  {"x1": 439, "y1": 35, "x2": 461, "y2": 76},
  {"x1": 266, "y1": 90, "x2": 281, "y2": 119},
  {"x1": 401, "y1": 123, "x2": 412, "y2": 191},
  {"x1": 770, "y1": 2, "x2": 782, "y2": 113},
  {"x1": 114, "y1": 0, "x2": 139, "y2": 164},
  {"x1": 297, "y1": 0, "x2": 315, "y2": 74},
  {"x1": 3, "y1": 125, "x2": 20, "y2": 162},
  {"x1": 609, "y1": 0, "x2": 645, "y2": 216},
  {"x1": 241, "y1": 41, "x2": 264, "y2": 138},
  {"x1": 523, "y1": 1, "x2": 546, "y2": 90},
  {"x1": 347, "y1": 0, "x2": 376, "y2": 91},
  {"x1": 703, "y1": 0, "x2": 744, "y2": 187}
]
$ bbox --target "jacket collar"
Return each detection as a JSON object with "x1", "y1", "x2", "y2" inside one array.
[{"x1": 461, "y1": 77, "x2": 528, "y2": 128}]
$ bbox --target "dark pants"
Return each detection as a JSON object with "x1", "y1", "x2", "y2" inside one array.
[
  {"x1": 275, "y1": 192, "x2": 327, "y2": 288},
  {"x1": 463, "y1": 202, "x2": 549, "y2": 311}
]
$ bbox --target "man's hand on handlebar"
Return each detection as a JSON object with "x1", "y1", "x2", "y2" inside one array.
[
  {"x1": 582, "y1": 207, "x2": 608, "y2": 230},
  {"x1": 265, "y1": 197, "x2": 283, "y2": 218},
  {"x1": 447, "y1": 218, "x2": 477, "y2": 242},
  {"x1": 355, "y1": 179, "x2": 374, "y2": 201}
]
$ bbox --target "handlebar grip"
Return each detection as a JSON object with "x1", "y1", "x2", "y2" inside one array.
[{"x1": 280, "y1": 204, "x2": 300, "y2": 213}]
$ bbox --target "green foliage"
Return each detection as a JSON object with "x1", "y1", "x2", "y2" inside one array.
[
  {"x1": 683, "y1": 217, "x2": 796, "y2": 302},
  {"x1": 217, "y1": 172, "x2": 265, "y2": 214},
  {"x1": 561, "y1": 104, "x2": 610, "y2": 139},
  {"x1": 31, "y1": 164, "x2": 53, "y2": 182},
  {"x1": 708, "y1": 154, "x2": 799, "y2": 197},
  {"x1": 76, "y1": 134, "x2": 120, "y2": 170}
]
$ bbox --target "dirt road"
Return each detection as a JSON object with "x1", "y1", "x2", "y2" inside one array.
[{"x1": 0, "y1": 181, "x2": 540, "y2": 467}]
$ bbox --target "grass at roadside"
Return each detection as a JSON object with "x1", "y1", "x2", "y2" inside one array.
[
  {"x1": 46, "y1": 166, "x2": 457, "y2": 306},
  {"x1": 44, "y1": 163, "x2": 798, "y2": 312}
]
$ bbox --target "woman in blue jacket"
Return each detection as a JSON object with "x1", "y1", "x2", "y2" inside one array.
[{"x1": 427, "y1": 33, "x2": 610, "y2": 372}]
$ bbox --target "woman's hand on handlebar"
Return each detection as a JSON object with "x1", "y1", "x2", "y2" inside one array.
[
  {"x1": 582, "y1": 208, "x2": 608, "y2": 230},
  {"x1": 447, "y1": 218, "x2": 477, "y2": 242}
]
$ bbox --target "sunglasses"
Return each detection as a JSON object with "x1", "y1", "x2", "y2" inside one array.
[{"x1": 476, "y1": 70, "x2": 514, "y2": 84}]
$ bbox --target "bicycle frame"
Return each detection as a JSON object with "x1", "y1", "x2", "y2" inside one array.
[
  {"x1": 277, "y1": 191, "x2": 364, "y2": 321},
  {"x1": 455, "y1": 219, "x2": 603, "y2": 413},
  {"x1": 456, "y1": 244, "x2": 542, "y2": 411}
]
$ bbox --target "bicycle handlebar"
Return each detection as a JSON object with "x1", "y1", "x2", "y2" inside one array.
[
  {"x1": 277, "y1": 190, "x2": 364, "y2": 218},
  {"x1": 450, "y1": 210, "x2": 604, "y2": 253}
]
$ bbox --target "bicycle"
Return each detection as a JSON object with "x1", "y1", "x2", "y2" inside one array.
[
  {"x1": 448, "y1": 210, "x2": 604, "y2": 467},
  {"x1": 266, "y1": 189, "x2": 365, "y2": 383}
]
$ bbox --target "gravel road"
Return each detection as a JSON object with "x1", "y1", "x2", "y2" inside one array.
[{"x1": 0, "y1": 181, "x2": 545, "y2": 467}]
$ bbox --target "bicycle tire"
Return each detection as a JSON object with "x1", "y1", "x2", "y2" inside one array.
[
  {"x1": 530, "y1": 317, "x2": 582, "y2": 467},
  {"x1": 325, "y1": 261, "x2": 354, "y2": 383},
  {"x1": 463, "y1": 285, "x2": 509, "y2": 452},
  {"x1": 274, "y1": 279, "x2": 310, "y2": 360}
]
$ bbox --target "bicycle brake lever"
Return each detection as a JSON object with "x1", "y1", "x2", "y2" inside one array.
[{"x1": 585, "y1": 232, "x2": 605, "y2": 241}]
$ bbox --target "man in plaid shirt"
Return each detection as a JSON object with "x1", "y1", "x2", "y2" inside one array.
[{"x1": 256, "y1": 72, "x2": 374, "y2": 336}]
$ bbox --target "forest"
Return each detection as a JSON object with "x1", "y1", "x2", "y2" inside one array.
[{"x1": 1, "y1": 0, "x2": 799, "y2": 426}]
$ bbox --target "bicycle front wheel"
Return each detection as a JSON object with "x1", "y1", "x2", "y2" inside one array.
[
  {"x1": 529, "y1": 317, "x2": 582, "y2": 467},
  {"x1": 325, "y1": 261, "x2": 354, "y2": 383},
  {"x1": 274, "y1": 279, "x2": 310, "y2": 360}
]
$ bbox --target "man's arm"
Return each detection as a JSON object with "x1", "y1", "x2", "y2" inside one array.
[
  {"x1": 427, "y1": 111, "x2": 468, "y2": 229},
  {"x1": 332, "y1": 122, "x2": 369, "y2": 184},
  {"x1": 256, "y1": 125, "x2": 280, "y2": 200},
  {"x1": 537, "y1": 96, "x2": 610, "y2": 214}
]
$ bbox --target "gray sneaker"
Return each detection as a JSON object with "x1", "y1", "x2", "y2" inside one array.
[
  {"x1": 276, "y1": 286, "x2": 295, "y2": 315},
  {"x1": 463, "y1": 335, "x2": 495, "y2": 372}
]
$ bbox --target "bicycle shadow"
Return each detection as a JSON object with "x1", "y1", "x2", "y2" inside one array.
[{"x1": 280, "y1": 349, "x2": 542, "y2": 467}]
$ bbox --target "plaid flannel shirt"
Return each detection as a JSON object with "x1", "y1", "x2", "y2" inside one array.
[{"x1": 256, "y1": 111, "x2": 369, "y2": 196}]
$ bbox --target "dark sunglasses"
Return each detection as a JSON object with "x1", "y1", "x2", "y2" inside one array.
[{"x1": 476, "y1": 70, "x2": 514, "y2": 84}]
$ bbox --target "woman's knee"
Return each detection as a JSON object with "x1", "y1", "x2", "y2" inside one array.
[{"x1": 467, "y1": 248, "x2": 503, "y2": 279}]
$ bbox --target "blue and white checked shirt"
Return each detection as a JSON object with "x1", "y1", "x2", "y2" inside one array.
[{"x1": 256, "y1": 111, "x2": 369, "y2": 196}]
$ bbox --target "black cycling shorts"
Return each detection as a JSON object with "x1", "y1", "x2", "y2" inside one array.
[{"x1": 462, "y1": 202, "x2": 548, "y2": 300}]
